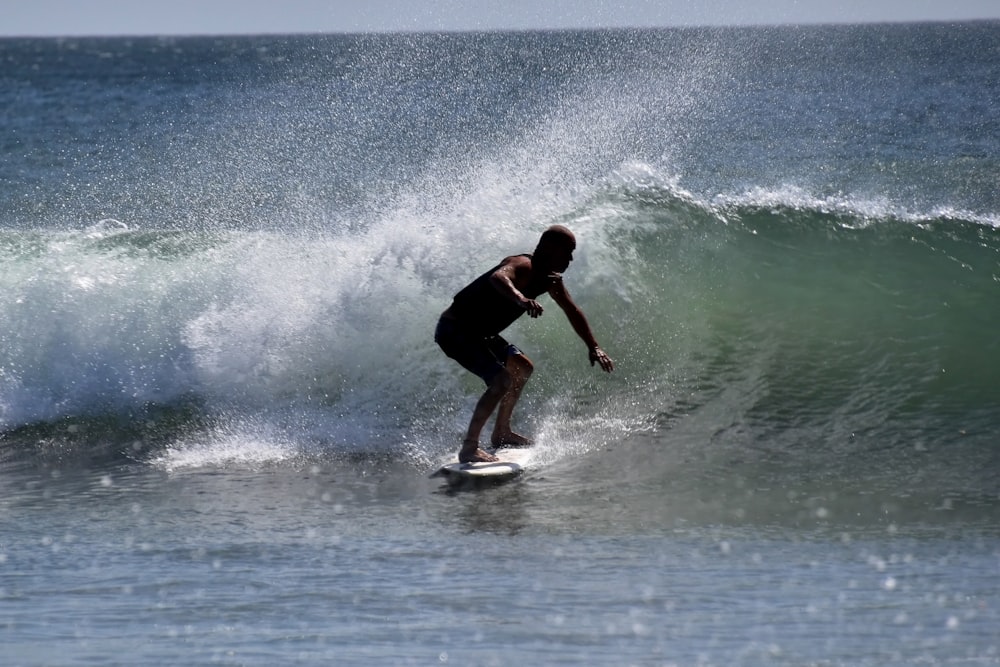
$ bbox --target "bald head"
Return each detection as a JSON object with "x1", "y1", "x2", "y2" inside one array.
[
  {"x1": 536, "y1": 225, "x2": 576, "y2": 253},
  {"x1": 534, "y1": 225, "x2": 576, "y2": 272}
]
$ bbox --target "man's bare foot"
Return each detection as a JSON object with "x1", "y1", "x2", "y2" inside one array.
[
  {"x1": 490, "y1": 431, "x2": 532, "y2": 449},
  {"x1": 458, "y1": 440, "x2": 499, "y2": 463}
]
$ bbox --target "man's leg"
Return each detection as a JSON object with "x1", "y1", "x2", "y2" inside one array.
[
  {"x1": 491, "y1": 353, "x2": 533, "y2": 448},
  {"x1": 458, "y1": 368, "x2": 511, "y2": 463}
]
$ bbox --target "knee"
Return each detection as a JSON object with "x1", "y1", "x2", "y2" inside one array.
[
  {"x1": 489, "y1": 367, "x2": 514, "y2": 393},
  {"x1": 510, "y1": 355, "x2": 533, "y2": 380}
]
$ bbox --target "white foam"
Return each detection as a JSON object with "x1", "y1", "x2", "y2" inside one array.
[{"x1": 153, "y1": 423, "x2": 298, "y2": 471}]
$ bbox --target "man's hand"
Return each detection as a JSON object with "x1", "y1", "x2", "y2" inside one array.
[
  {"x1": 589, "y1": 346, "x2": 614, "y2": 372},
  {"x1": 521, "y1": 298, "x2": 544, "y2": 317}
]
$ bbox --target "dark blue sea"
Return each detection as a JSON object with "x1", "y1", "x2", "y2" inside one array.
[{"x1": 2, "y1": 23, "x2": 999, "y2": 666}]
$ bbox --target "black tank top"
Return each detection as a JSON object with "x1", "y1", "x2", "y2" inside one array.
[{"x1": 448, "y1": 254, "x2": 553, "y2": 336}]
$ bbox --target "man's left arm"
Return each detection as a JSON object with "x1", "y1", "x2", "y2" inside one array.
[{"x1": 549, "y1": 275, "x2": 614, "y2": 372}]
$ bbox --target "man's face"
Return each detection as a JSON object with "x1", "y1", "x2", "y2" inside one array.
[{"x1": 550, "y1": 242, "x2": 574, "y2": 273}]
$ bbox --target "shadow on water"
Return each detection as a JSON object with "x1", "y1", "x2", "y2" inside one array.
[{"x1": 433, "y1": 476, "x2": 534, "y2": 535}]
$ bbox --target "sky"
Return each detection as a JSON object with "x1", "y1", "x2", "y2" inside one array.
[{"x1": 3, "y1": 0, "x2": 999, "y2": 37}]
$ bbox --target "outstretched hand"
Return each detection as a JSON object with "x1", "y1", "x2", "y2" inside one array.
[{"x1": 589, "y1": 346, "x2": 614, "y2": 373}]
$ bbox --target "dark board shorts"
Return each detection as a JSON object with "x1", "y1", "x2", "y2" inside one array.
[{"x1": 435, "y1": 316, "x2": 522, "y2": 386}]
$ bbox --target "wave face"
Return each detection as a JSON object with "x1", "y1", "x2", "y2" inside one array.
[
  {"x1": 1, "y1": 26, "x2": 998, "y2": 515},
  {"x1": 2, "y1": 184, "x2": 997, "y2": 498}
]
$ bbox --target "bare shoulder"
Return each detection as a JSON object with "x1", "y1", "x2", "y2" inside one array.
[
  {"x1": 500, "y1": 254, "x2": 532, "y2": 270},
  {"x1": 494, "y1": 254, "x2": 533, "y2": 280}
]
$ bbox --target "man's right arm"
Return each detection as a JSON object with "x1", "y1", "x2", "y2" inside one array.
[{"x1": 489, "y1": 257, "x2": 543, "y2": 317}]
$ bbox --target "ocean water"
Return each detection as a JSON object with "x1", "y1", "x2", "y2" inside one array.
[{"x1": 2, "y1": 23, "x2": 999, "y2": 666}]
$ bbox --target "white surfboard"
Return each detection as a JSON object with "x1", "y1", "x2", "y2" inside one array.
[{"x1": 431, "y1": 447, "x2": 534, "y2": 485}]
